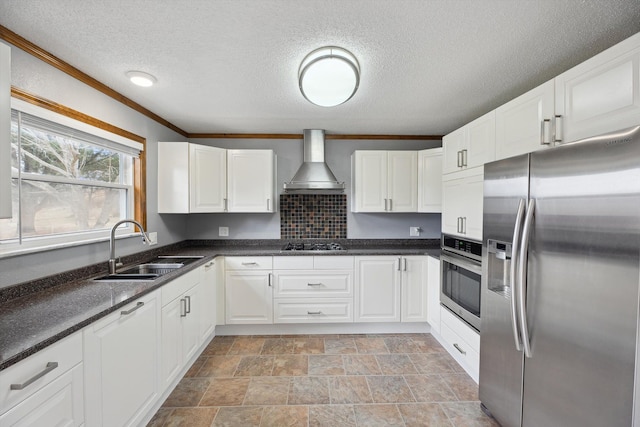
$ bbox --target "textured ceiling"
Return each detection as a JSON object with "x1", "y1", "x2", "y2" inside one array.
[{"x1": 1, "y1": 0, "x2": 640, "y2": 135}]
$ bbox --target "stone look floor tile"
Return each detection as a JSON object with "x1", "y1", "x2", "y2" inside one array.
[
  {"x1": 376, "y1": 353, "x2": 419, "y2": 374},
  {"x1": 228, "y1": 337, "x2": 265, "y2": 355},
  {"x1": 309, "y1": 405, "x2": 357, "y2": 427},
  {"x1": 212, "y1": 406, "x2": 264, "y2": 427},
  {"x1": 409, "y1": 353, "x2": 458, "y2": 375},
  {"x1": 162, "y1": 378, "x2": 211, "y2": 407},
  {"x1": 288, "y1": 377, "x2": 331, "y2": 405},
  {"x1": 163, "y1": 407, "x2": 219, "y2": 427},
  {"x1": 293, "y1": 338, "x2": 325, "y2": 354},
  {"x1": 261, "y1": 338, "x2": 294, "y2": 354},
  {"x1": 354, "y1": 337, "x2": 389, "y2": 354},
  {"x1": 343, "y1": 354, "x2": 382, "y2": 375},
  {"x1": 308, "y1": 355, "x2": 345, "y2": 375},
  {"x1": 199, "y1": 377, "x2": 250, "y2": 406},
  {"x1": 202, "y1": 340, "x2": 233, "y2": 356},
  {"x1": 260, "y1": 405, "x2": 309, "y2": 427},
  {"x1": 398, "y1": 403, "x2": 454, "y2": 427},
  {"x1": 243, "y1": 377, "x2": 290, "y2": 405},
  {"x1": 329, "y1": 376, "x2": 373, "y2": 404},
  {"x1": 441, "y1": 401, "x2": 501, "y2": 426},
  {"x1": 184, "y1": 356, "x2": 207, "y2": 377},
  {"x1": 442, "y1": 373, "x2": 480, "y2": 401},
  {"x1": 324, "y1": 338, "x2": 357, "y2": 354},
  {"x1": 146, "y1": 407, "x2": 173, "y2": 426},
  {"x1": 405, "y1": 374, "x2": 459, "y2": 402},
  {"x1": 234, "y1": 355, "x2": 275, "y2": 376},
  {"x1": 367, "y1": 375, "x2": 415, "y2": 403},
  {"x1": 353, "y1": 404, "x2": 405, "y2": 427},
  {"x1": 272, "y1": 355, "x2": 308, "y2": 376},
  {"x1": 197, "y1": 355, "x2": 242, "y2": 377},
  {"x1": 384, "y1": 336, "x2": 421, "y2": 353}
]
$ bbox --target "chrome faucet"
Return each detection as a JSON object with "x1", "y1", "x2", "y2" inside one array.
[{"x1": 108, "y1": 219, "x2": 151, "y2": 274}]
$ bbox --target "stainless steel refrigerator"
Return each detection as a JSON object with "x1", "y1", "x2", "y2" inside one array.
[{"x1": 479, "y1": 125, "x2": 640, "y2": 427}]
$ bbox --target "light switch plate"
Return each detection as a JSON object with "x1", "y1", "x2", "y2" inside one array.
[
  {"x1": 219, "y1": 226, "x2": 229, "y2": 237},
  {"x1": 410, "y1": 227, "x2": 421, "y2": 237}
]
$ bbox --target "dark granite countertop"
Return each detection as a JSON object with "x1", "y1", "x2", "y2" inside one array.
[{"x1": 0, "y1": 239, "x2": 440, "y2": 371}]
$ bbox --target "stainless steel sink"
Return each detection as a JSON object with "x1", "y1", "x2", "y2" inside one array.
[
  {"x1": 119, "y1": 263, "x2": 184, "y2": 275},
  {"x1": 94, "y1": 255, "x2": 204, "y2": 281}
]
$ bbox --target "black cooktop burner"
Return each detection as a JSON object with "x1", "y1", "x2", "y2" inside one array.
[{"x1": 281, "y1": 242, "x2": 345, "y2": 251}]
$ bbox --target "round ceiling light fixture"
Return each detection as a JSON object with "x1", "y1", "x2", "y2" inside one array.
[
  {"x1": 126, "y1": 70, "x2": 157, "y2": 87},
  {"x1": 298, "y1": 46, "x2": 360, "y2": 107}
]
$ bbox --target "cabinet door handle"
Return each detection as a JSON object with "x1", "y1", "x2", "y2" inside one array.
[
  {"x1": 453, "y1": 343, "x2": 467, "y2": 355},
  {"x1": 554, "y1": 115, "x2": 563, "y2": 143},
  {"x1": 180, "y1": 298, "x2": 187, "y2": 317},
  {"x1": 121, "y1": 301, "x2": 144, "y2": 316},
  {"x1": 457, "y1": 150, "x2": 463, "y2": 167},
  {"x1": 397, "y1": 257, "x2": 402, "y2": 271},
  {"x1": 224, "y1": 198, "x2": 228, "y2": 212},
  {"x1": 462, "y1": 217, "x2": 467, "y2": 234},
  {"x1": 10, "y1": 362, "x2": 59, "y2": 390},
  {"x1": 267, "y1": 198, "x2": 271, "y2": 211},
  {"x1": 461, "y1": 149, "x2": 468, "y2": 167},
  {"x1": 185, "y1": 295, "x2": 192, "y2": 314},
  {"x1": 307, "y1": 283, "x2": 322, "y2": 287},
  {"x1": 307, "y1": 311, "x2": 322, "y2": 315},
  {"x1": 457, "y1": 217, "x2": 462, "y2": 233},
  {"x1": 403, "y1": 257, "x2": 407, "y2": 271},
  {"x1": 384, "y1": 198, "x2": 388, "y2": 211},
  {"x1": 541, "y1": 119, "x2": 552, "y2": 145},
  {"x1": 268, "y1": 273, "x2": 273, "y2": 287},
  {"x1": 389, "y1": 199, "x2": 393, "y2": 211}
]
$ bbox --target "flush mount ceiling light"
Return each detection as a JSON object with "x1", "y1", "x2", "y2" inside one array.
[
  {"x1": 126, "y1": 70, "x2": 157, "y2": 87},
  {"x1": 298, "y1": 46, "x2": 360, "y2": 107}
]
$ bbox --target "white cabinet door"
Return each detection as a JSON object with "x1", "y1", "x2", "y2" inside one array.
[
  {"x1": 0, "y1": 42, "x2": 10, "y2": 219},
  {"x1": 200, "y1": 260, "x2": 217, "y2": 341},
  {"x1": 157, "y1": 141, "x2": 190, "y2": 213},
  {"x1": 400, "y1": 256, "x2": 428, "y2": 322},
  {"x1": 160, "y1": 295, "x2": 183, "y2": 390},
  {"x1": 227, "y1": 149, "x2": 275, "y2": 212},
  {"x1": 189, "y1": 144, "x2": 226, "y2": 213},
  {"x1": 443, "y1": 127, "x2": 465, "y2": 174},
  {"x1": 355, "y1": 257, "x2": 401, "y2": 322},
  {"x1": 225, "y1": 271, "x2": 273, "y2": 324},
  {"x1": 495, "y1": 79, "x2": 555, "y2": 160},
  {"x1": 426, "y1": 256, "x2": 441, "y2": 334},
  {"x1": 443, "y1": 111, "x2": 495, "y2": 174},
  {"x1": 418, "y1": 148, "x2": 442, "y2": 213},
  {"x1": 84, "y1": 291, "x2": 160, "y2": 427},
  {"x1": 556, "y1": 32, "x2": 640, "y2": 143},
  {"x1": 442, "y1": 167, "x2": 484, "y2": 240},
  {"x1": 387, "y1": 151, "x2": 418, "y2": 212},
  {"x1": 352, "y1": 150, "x2": 387, "y2": 212}
]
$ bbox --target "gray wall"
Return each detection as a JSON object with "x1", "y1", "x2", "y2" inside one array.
[{"x1": 182, "y1": 138, "x2": 442, "y2": 240}]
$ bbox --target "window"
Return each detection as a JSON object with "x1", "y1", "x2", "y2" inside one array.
[{"x1": 0, "y1": 106, "x2": 143, "y2": 253}]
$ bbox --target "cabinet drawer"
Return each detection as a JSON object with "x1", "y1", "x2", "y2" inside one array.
[
  {"x1": 274, "y1": 299, "x2": 353, "y2": 323},
  {"x1": 314, "y1": 256, "x2": 354, "y2": 270},
  {"x1": 273, "y1": 256, "x2": 314, "y2": 270},
  {"x1": 225, "y1": 256, "x2": 273, "y2": 270},
  {"x1": 274, "y1": 271, "x2": 352, "y2": 298},
  {"x1": 440, "y1": 321, "x2": 479, "y2": 377},
  {"x1": 0, "y1": 332, "x2": 82, "y2": 413},
  {"x1": 161, "y1": 268, "x2": 201, "y2": 306},
  {"x1": 440, "y1": 306, "x2": 480, "y2": 351}
]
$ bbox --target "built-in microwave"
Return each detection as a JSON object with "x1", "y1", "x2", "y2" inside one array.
[{"x1": 440, "y1": 234, "x2": 482, "y2": 331}]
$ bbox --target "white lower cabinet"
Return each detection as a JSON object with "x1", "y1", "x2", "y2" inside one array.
[
  {"x1": 273, "y1": 256, "x2": 354, "y2": 323},
  {"x1": 84, "y1": 291, "x2": 161, "y2": 427},
  {"x1": 354, "y1": 256, "x2": 428, "y2": 323},
  {"x1": 200, "y1": 260, "x2": 217, "y2": 341},
  {"x1": 426, "y1": 255, "x2": 441, "y2": 334},
  {"x1": 0, "y1": 332, "x2": 83, "y2": 427},
  {"x1": 160, "y1": 269, "x2": 202, "y2": 390},
  {"x1": 225, "y1": 257, "x2": 273, "y2": 324},
  {"x1": 439, "y1": 306, "x2": 480, "y2": 382}
]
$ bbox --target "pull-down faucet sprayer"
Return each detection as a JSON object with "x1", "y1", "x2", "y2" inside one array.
[{"x1": 108, "y1": 219, "x2": 150, "y2": 274}]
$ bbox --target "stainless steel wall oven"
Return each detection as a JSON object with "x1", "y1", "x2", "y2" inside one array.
[{"x1": 441, "y1": 234, "x2": 482, "y2": 331}]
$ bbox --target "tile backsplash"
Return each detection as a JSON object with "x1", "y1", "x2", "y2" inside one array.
[{"x1": 280, "y1": 194, "x2": 347, "y2": 239}]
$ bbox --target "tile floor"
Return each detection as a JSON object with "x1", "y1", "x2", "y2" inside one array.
[{"x1": 147, "y1": 334, "x2": 499, "y2": 427}]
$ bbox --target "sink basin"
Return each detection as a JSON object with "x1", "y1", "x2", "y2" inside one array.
[
  {"x1": 94, "y1": 255, "x2": 204, "y2": 281},
  {"x1": 119, "y1": 263, "x2": 184, "y2": 275}
]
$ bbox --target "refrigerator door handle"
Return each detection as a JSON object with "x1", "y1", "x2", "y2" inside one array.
[
  {"x1": 510, "y1": 198, "x2": 527, "y2": 351},
  {"x1": 518, "y1": 198, "x2": 535, "y2": 358}
]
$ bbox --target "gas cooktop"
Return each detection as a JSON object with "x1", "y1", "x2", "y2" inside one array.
[{"x1": 281, "y1": 242, "x2": 345, "y2": 252}]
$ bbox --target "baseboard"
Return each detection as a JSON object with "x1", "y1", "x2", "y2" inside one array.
[{"x1": 215, "y1": 322, "x2": 431, "y2": 336}]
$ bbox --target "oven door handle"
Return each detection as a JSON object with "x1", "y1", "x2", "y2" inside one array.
[
  {"x1": 439, "y1": 253, "x2": 482, "y2": 276},
  {"x1": 510, "y1": 199, "x2": 526, "y2": 352}
]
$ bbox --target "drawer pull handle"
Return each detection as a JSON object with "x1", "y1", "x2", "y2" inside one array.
[
  {"x1": 242, "y1": 262, "x2": 258, "y2": 266},
  {"x1": 185, "y1": 295, "x2": 192, "y2": 314},
  {"x1": 10, "y1": 362, "x2": 59, "y2": 390},
  {"x1": 121, "y1": 301, "x2": 144, "y2": 315},
  {"x1": 453, "y1": 343, "x2": 466, "y2": 355},
  {"x1": 307, "y1": 311, "x2": 322, "y2": 315},
  {"x1": 307, "y1": 283, "x2": 322, "y2": 287}
]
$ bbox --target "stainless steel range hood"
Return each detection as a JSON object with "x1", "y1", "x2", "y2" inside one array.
[{"x1": 283, "y1": 129, "x2": 345, "y2": 193}]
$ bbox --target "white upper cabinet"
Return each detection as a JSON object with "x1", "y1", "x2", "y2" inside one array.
[
  {"x1": 443, "y1": 111, "x2": 495, "y2": 174},
  {"x1": 227, "y1": 149, "x2": 275, "y2": 213},
  {"x1": 442, "y1": 167, "x2": 484, "y2": 240},
  {"x1": 418, "y1": 147, "x2": 442, "y2": 213},
  {"x1": 0, "y1": 42, "x2": 10, "y2": 219},
  {"x1": 352, "y1": 150, "x2": 418, "y2": 212},
  {"x1": 157, "y1": 142, "x2": 226, "y2": 213},
  {"x1": 495, "y1": 79, "x2": 555, "y2": 160},
  {"x1": 555, "y1": 32, "x2": 640, "y2": 143}
]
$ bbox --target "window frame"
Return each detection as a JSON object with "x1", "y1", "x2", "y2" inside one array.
[{"x1": 0, "y1": 93, "x2": 147, "y2": 257}]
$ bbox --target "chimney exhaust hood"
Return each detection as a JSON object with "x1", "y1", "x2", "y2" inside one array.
[{"x1": 283, "y1": 129, "x2": 345, "y2": 193}]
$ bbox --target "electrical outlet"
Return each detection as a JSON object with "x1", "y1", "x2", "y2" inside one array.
[
  {"x1": 410, "y1": 226, "x2": 421, "y2": 237},
  {"x1": 219, "y1": 226, "x2": 229, "y2": 237},
  {"x1": 148, "y1": 231, "x2": 158, "y2": 245}
]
